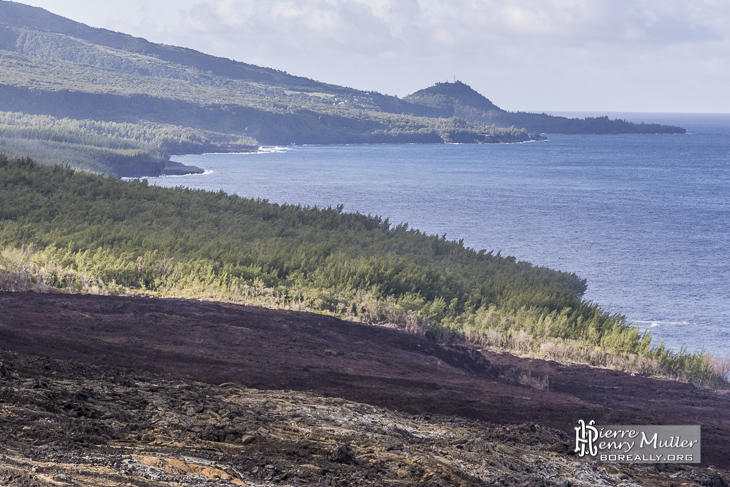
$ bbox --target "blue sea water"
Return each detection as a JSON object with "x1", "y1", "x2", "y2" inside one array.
[{"x1": 148, "y1": 113, "x2": 730, "y2": 358}]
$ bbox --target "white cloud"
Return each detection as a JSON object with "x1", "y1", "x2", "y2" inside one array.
[
  {"x1": 167, "y1": 0, "x2": 728, "y2": 54},
  {"x1": 12, "y1": 0, "x2": 730, "y2": 111}
]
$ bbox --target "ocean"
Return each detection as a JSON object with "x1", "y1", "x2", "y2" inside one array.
[{"x1": 148, "y1": 113, "x2": 730, "y2": 358}]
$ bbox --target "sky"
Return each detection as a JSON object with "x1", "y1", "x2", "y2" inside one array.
[{"x1": 9, "y1": 0, "x2": 730, "y2": 113}]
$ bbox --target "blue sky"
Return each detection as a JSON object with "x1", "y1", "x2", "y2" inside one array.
[{"x1": 10, "y1": 0, "x2": 730, "y2": 113}]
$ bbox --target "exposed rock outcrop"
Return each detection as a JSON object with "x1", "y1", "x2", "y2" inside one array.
[{"x1": 1, "y1": 350, "x2": 729, "y2": 486}]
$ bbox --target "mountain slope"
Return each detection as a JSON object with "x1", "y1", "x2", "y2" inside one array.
[
  {"x1": 0, "y1": 0, "x2": 328, "y2": 91},
  {"x1": 0, "y1": 1, "x2": 684, "y2": 176},
  {"x1": 0, "y1": 1, "x2": 534, "y2": 175}
]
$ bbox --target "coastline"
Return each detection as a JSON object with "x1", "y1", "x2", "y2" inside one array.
[
  {"x1": 155, "y1": 136, "x2": 546, "y2": 177},
  {"x1": 162, "y1": 159, "x2": 204, "y2": 176},
  {"x1": 160, "y1": 143, "x2": 260, "y2": 176},
  {"x1": 153, "y1": 131, "x2": 729, "y2": 361}
]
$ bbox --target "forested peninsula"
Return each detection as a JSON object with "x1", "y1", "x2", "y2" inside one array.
[{"x1": 0, "y1": 1, "x2": 685, "y2": 176}]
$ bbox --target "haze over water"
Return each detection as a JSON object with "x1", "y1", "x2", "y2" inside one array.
[{"x1": 150, "y1": 113, "x2": 730, "y2": 358}]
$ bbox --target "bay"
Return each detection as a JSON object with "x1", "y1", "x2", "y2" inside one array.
[{"x1": 148, "y1": 113, "x2": 730, "y2": 358}]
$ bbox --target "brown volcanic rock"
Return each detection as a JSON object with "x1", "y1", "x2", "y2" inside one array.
[
  {"x1": 0, "y1": 291, "x2": 729, "y2": 485},
  {"x1": 2, "y1": 349, "x2": 728, "y2": 486}
]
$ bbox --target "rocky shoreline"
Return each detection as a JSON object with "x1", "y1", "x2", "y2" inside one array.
[{"x1": 162, "y1": 160, "x2": 205, "y2": 176}]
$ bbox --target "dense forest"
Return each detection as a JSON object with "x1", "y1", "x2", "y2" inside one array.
[
  {"x1": 0, "y1": 155, "x2": 725, "y2": 386},
  {"x1": 0, "y1": 2, "x2": 684, "y2": 175},
  {"x1": 0, "y1": 110, "x2": 257, "y2": 175}
]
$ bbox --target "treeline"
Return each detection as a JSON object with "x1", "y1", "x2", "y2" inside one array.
[
  {"x1": 486, "y1": 113, "x2": 686, "y2": 135},
  {"x1": 0, "y1": 110, "x2": 257, "y2": 175},
  {"x1": 0, "y1": 155, "x2": 725, "y2": 386},
  {"x1": 0, "y1": 111, "x2": 256, "y2": 150},
  {"x1": 0, "y1": 137, "x2": 160, "y2": 175}
]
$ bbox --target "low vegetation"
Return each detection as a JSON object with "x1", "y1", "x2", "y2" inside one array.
[{"x1": 1, "y1": 155, "x2": 726, "y2": 386}]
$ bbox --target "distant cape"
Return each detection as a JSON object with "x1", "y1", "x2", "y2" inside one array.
[{"x1": 403, "y1": 81, "x2": 686, "y2": 135}]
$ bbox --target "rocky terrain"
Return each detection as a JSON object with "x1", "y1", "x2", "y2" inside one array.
[{"x1": 1, "y1": 291, "x2": 729, "y2": 486}]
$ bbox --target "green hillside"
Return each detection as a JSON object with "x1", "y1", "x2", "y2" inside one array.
[
  {"x1": 0, "y1": 155, "x2": 724, "y2": 385},
  {"x1": 0, "y1": 1, "x2": 531, "y2": 174},
  {"x1": 0, "y1": 0, "x2": 329, "y2": 90},
  {"x1": 0, "y1": 1, "x2": 684, "y2": 175}
]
